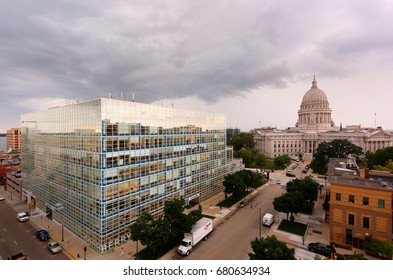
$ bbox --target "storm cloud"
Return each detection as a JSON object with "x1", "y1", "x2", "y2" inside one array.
[{"x1": 1, "y1": 0, "x2": 393, "y2": 130}]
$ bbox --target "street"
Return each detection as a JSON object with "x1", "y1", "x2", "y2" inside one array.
[
  {"x1": 185, "y1": 184, "x2": 286, "y2": 260},
  {"x1": 0, "y1": 200, "x2": 68, "y2": 260}
]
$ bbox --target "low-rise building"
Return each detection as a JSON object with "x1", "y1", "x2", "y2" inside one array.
[
  {"x1": 0, "y1": 158, "x2": 21, "y2": 185},
  {"x1": 6, "y1": 170, "x2": 23, "y2": 200},
  {"x1": 328, "y1": 159, "x2": 393, "y2": 250}
]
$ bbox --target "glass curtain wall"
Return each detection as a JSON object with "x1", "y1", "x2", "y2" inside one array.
[{"x1": 22, "y1": 98, "x2": 243, "y2": 253}]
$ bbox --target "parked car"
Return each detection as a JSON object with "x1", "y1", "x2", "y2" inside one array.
[
  {"x1": 16, "y1": 212, "x2": 29, "y2": 222},
  {"x1": 8, "y1": 252, "x2": 28, "y2": 260},
  {"x1": 286, "y1": 172, "x2": 296, "y2": 177},
  {"x1": 48, "y1": 242, "x2": 62, "y2": 254},
  {"x1": 239, "y1": 200, "x2": 247, "y2": 208},
  {"x1": 36, "y1": 230, "x2": 50, "y2": 241},
  {"x1": 307, "y1": 242, "x2": 336, "y2": 257},
  {"x1": 0, "y1": 195, "x2": 4, "y2": 201}
]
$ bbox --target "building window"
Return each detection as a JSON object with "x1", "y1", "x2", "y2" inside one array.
[
  {"x1": 363, "y1": 197, "x2": 369, "y2": 206},
  {"x1": 363, "y1": 217, "x2": 370, "y2": 229},
  {"x1": 348, "y1": 214, "x2": 355, "y2": 225},
  {"x1": 349, "y1": 195, "x2": 355, "y2": 203},
  {"x1": 335, "y1": 193, "x2": 341, "y2": 201},
  {"x1": 378, "y1": 199, "x2": 385, "y2": 208}
]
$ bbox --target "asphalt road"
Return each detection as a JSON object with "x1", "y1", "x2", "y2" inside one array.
[
  {"x1": 185, "y1": 183, "x2": 286, "y2": 260},
  {"x1": 0, "y1": 201, "x2": 68, "y2": 260}
]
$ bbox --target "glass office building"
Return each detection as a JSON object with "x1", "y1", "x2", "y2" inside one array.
[{"x1": 21, "y1": 98, "x2": 243, "y2": 253}]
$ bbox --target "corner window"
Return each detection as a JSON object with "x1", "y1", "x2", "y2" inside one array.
[
  {"x1": 348, "y1": 214, "x2": 355, "y2": 225},
  {"x1": 363, "y1": 197, "x2": 369, "y2": 206},
  {"x1": 349, "y1": 195, "x2": 355, "y2": 203},
  {"x1": 363, "y1": 217, "x2": 370, "y2": 229},
  {"x1": 335, "y1": 193, "x2": 341, "y2": 201},
  {"x1": 378, "y1": 199, "x2": 385, "y2": 208}
]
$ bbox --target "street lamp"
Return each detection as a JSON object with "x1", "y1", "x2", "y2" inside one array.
[{"x1": 61, "y1": 224, "x2": 64, "y2": 242}]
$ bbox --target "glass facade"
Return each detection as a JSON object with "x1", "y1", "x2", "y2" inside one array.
[{"x1": 21, "y1": 98, "x2": 243, "y2": 253}]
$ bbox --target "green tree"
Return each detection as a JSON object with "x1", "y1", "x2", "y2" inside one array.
[
  {"x1": 366, "y1": 146, "x2": 393, "y2": 169},
  {"x1": 164, "y1": 198, "x2": 192, "y2": 242},
  {"x1": 310, "y1": 139, "x2": 363, "y2": 174},
  {"x1": 249, "y1": 235, "x2": 296, "y2": 260},
  {"x1": 187, "y1": 205, "x2": 203, "y2": 225},
  {"x1": 286, "y1": 176, "x2": 319, "y2": 203},
  {"x1": 274, "y1": 154, "x2": 291, "y2": 169},
  {"x1": 228, "y1": 132, "x2": 255, "y2": 151},
  {"x1": 238, "y1": 169, "x2": 264, "y2": 190},
  {"x1": 255, "y1": 153, "x2": 267, "y2": 168},
  {"x1": 365, "y1": 239, "x2": 393, "y2": 259},
  {"x1": 223, "y1": 172, "x2": 246, "y2": 199},
  {"x1": 130, "y1": 212, "x2": 169, "y2": 255},
  {"x1": 235, "y1": 147, "x2": 254, "y2": 167},
  {"x1": 273, "y1": 191, "x2": 303, "y2": 220}
]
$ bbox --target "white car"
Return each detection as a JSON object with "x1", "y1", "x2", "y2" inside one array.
[
  {"x1": 0, "y1": 195, "x2": 4, "y2": 201},
  {"x1": 48, "y1": 242, "x2": 62, "y2": 254},
  {"x1": 17, "y1": 212, "x2": 29, "y2": 222}
]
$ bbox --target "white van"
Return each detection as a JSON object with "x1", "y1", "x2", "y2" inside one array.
[
  {"x1": 17, "y1": 212, "x2": 29, "y2": 222},
  {"x1": 262, "y1": 213, "x2": 274, "y2": 227}
]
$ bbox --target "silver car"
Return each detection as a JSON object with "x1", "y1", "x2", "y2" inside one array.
[
  {"x1": 48, "y1": 242, "x2": 62, "y2": 254},
  {"x1": 17, "y1": 212, "x2": 29, "y2": 222}
]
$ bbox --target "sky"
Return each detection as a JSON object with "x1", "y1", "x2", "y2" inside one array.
[{"x1": 1, "y1": 0, "x2": 393, "y2": 133}]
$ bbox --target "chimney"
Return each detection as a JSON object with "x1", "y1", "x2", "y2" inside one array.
[{"x1": 364, "y1": 168, "x2": 369, "y2": 179}]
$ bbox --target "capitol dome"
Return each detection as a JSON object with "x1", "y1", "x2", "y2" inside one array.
[
  {"x1": 300, "y1": 77, "x2": 329, "y2": 109},
  {"x1": 296, "y1": 76, "x2": 336, "y2": 132}
]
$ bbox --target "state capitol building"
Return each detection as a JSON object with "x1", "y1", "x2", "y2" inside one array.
[{"x1": 252, "y1": 76, "x2": 393, "y2": 160}]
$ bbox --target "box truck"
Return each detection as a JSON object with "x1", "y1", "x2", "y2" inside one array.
[
  {"x1": 262, "y1": 213, "x2": 274, "y2": 227},
  {"x1": 177, "y1": 217, "x2": 213, "y2": 256}
]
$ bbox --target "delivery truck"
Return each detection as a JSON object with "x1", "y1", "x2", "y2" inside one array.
[
  {"x1": 262, "y1": 213, "x2": 274, "y2": 227},
  {"x1": 177, "y1": 217, "x2": 213, "y2": 256}
]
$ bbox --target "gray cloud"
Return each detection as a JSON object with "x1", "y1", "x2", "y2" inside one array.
[{"x1": 1, "y1": 0, "x2": 393, "y2": 130}]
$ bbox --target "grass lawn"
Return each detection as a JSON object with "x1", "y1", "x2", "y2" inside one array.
[
  {"x1": 202, "y1": 214, "x2": 216, "y2": 220},
  {"x1": 278, "y1": 219, "x2": 307, "y2": 236},
  {"x1": 216, "y1": 191, "x2": 251, "y2": 208}
]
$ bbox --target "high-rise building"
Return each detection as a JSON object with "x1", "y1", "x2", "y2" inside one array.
[
  {"x1": 6, "y1": 127, "x2": 21, "y2": 150},
  {"x1": 21, "y1": 98, "x2": 243, "y2": 253}
]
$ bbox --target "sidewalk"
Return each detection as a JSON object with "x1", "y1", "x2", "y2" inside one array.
[
  {"x1": 0, "y1": 182, "x2": 368, "y2": 260},
  {"x1": 0, "y1": 186, "x2": 135, "y2": 260}
]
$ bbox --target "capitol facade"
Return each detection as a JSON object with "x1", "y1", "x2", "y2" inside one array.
[{"x1": 252, "y1": 76, "x2": 393, "y2": 160}]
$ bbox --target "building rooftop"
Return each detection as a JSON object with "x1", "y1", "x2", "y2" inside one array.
[
  {"x1": 329, "y1": 176, "x2": 393, "y2": 191},
  {"x1": 328, "y1": 158, "x2": 393, "y2": 191},
  {"x1": 327, "y1": 158, "x2": 360, "y2": 177}
]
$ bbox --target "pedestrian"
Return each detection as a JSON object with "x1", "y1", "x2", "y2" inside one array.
[
  {"x1": 302, "y1": 236, "x2": 305, "y2": 245},
  {"x1": 120, "y1": 247, "x2": 124, "y2": 257}
]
